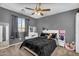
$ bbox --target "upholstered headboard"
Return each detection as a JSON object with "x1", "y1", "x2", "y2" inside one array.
[{"x1": 42, "y1": 30, "x2": 59, "y2": 39}]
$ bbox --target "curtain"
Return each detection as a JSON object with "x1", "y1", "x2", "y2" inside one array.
[
  {"x1": 10, "y1": 15, "x2": 18, "y2": 39},
  {"x1": 23, "y1": 19, "x2": 29, "y2": 37},
  {"x1": 10, "y1": 15, "x2": 29, "y2": 39}
]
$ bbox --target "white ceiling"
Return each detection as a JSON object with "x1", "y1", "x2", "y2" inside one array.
[{"x1": 0, "y1": 3, "x2": 79, "y2": 19}]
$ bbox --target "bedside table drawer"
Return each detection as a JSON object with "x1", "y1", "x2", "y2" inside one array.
[{"x1": 58, "y1": 40, "x2": 65, "y2": 47}]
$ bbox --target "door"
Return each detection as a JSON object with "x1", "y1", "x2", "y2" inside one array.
[
  {"x1": 0, "y1": 24, "x2": 9, "y2": 49},
  {"x1": 76, "y1": 13, "x2": 79, "y2": 53},
  {"x1": 0, "y1": 25, "x2": 3, "y2": 47}
]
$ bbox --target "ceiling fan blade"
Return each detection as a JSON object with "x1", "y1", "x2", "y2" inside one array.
[
  {"x1": 35, "y1": 3, "x2": 41, "y2": 10},
  {"x1": 42, "y1": 9, "x2": 51, "y2": 11},
  {"x1": 32, "y1": 13, "x2": 35, "y2": 15},
  {"x1": 40, "y1": 13, "x2": 44, "y2": 16},
  {"x1": 21, "y1": 9, "x2": 25, "y2": 11},
  {"x1": 25, "y1": 7, "x2": 34, "y2": 10}
]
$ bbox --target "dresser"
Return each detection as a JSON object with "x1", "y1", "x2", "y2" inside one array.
[{"x1": 25, "y1": 26, "x2": 38, "y2": 39}]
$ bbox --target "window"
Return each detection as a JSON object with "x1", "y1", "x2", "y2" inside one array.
[{"x1": 18, "y1": 17, "x2": 25, "y2": 32}]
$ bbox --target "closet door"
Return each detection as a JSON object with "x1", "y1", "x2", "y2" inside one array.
[
  {"x1": 0, "y1": 24, "x2": 9, "y2": 49},
  {"x1": 0, "y1": 25, "x2": 3, "y2": 43},
  {"x1": 76, "y1": 13, "x2": 79, "y2": 53},
  {"x1": 6, "y1": 25, "x2": 9, "y2": 43}
]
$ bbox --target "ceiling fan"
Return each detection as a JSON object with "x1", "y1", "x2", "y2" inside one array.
[{"x1": 22, "y1": 3, "x2": 51, "y2": 16}]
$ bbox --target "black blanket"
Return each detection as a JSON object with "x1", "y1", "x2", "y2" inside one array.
[{"x1": 20, "y1": 37, "x2": 57, "y2": 56}]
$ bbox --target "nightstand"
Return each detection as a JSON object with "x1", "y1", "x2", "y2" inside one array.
[
  {"x1": 25, "y1": 33, "x2": 38, "y2": 40},
  {"x1": 58, "y1": 39, "x2": 65, "y2": 47}
]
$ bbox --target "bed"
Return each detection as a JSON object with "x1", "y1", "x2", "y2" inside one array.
[{"x1": 20, "y1": 33, "x2": 57, "y2": 56}]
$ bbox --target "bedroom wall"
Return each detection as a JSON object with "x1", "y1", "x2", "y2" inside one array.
[
  {"x1": 0, "y1": 7, "x2": 37, "y2": 44},
  {"x1": 0, "y1": 7, "x2": 77, "y2": 43},
  {"x1": 37, "y1": 9, "x2": 77, "y2": 43}
]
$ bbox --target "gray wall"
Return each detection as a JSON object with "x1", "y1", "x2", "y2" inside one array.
[
  {"x1": 0, "y1": 7, "x2": 37, "y2": 44},
  {"x1": 0, "y1": 7, "x2": 36, "y2": 26},
  {"x1": 0, "y1": 7, "x2": 78, "y2": 43},
  {"x1": 37, "y1": 9, "x2": 77, "y2": 43}
]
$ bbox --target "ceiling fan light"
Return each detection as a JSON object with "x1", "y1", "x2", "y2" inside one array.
[
  {"x1": 35, "y1": 12, "x2": 38, "y2": 14},
  {"x1": 37, "y1": 12, "x2": 41, "y2": 15},
  {"x1": 34, "y1": 11, "x2": 41, "y2": 15}
]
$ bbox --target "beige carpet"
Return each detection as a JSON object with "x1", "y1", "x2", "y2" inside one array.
[{"x1": 0, "y1": 43, "x2": 79, "y2": 56}]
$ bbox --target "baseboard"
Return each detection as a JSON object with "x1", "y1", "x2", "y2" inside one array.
[
  {"x1": 9, "y1": 42, "x2": 22, "y2": 47},
  {"x1": 0, "y1": 42, "x2": 22, "y2": 50}
]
